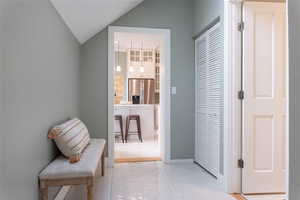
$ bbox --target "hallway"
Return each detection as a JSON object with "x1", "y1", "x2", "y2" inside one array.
[{"x1": 66, "y1": 162, "x2": 235, "y2": 200}]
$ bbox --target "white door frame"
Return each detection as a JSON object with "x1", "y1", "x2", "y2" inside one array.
[
  {"x1": 223, "y1": 0, "x2": 243, "y2": 193},
  {"x1": 107, "y1": 26, "x2": 171, "y2": 167},
  {"x1": 223, "y1": 0, "x2": 289, "y2": 197}
]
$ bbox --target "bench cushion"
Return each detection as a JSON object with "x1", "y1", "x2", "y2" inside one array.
[{"x1": 39, "y1": 139, "x2": 105, "y2": 180}]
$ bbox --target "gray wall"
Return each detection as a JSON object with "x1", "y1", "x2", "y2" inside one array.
[
  {"x1": 193, "y1": 0, "x2": 224, "y2": 36},
  {"x1": 289, "y1": 0, "x2": 299, "y2": 199},
  {"x1": 1, "y1": 0, "x2": 80, "y2": 199},
  {"x1": 0, "y1": 0, "x2": 5, "y2": 197},
  {"x1": 80, "y1": 0, "x2": 195, "y2": 159}
]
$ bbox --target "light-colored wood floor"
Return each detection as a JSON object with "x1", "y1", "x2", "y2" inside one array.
[
  {"x1": 115, "y1": 157, "x2": 161, "y2": 163},
  {"x1": 232, "y1": 194, "x2": 246, "y2": 200}
]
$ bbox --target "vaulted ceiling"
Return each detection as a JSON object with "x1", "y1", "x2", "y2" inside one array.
[{"x1": 50, "y1": 0, "x2": 144, "y2": 44}]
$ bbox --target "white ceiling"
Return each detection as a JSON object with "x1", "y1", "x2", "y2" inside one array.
[{"x1": 50, "y1": 0, "x2": 144, "y2": 44}]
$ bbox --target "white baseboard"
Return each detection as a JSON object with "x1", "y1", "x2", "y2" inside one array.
[
  {"x1": 168, "y1": 159, "x2": 194, "y2": 163},
  {"x1": 105, "y1": 157, "x2": 111, "y2": 168},
  {"x1": 54, "y1": 186, "x2": 72, "y2": 200}
]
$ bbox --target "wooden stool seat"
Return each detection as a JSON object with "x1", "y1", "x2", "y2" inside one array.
[{"x1": 125, "y1": 115, "x2": 142, "y2": 143}]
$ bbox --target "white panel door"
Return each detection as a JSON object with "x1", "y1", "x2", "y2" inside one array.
[{"x1": 242, "y1": 2, "x2": 287, "y2": 194}]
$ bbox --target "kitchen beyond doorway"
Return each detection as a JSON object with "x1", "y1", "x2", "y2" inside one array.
[{"x1": 107, "y1": 26, "x2": 171, "y2": 166}]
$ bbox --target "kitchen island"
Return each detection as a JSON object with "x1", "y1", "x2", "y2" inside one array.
[{"x1": 114, "y1": 104, "x2": 158, "y2": 140}]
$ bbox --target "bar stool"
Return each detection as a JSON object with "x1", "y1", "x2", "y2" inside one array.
[
  {"x1": 125, "y1": 115, "x2": 142, "y2": 143},
  {"x1": 114, "y1": 115, "x2": 124, "y2": 143}
]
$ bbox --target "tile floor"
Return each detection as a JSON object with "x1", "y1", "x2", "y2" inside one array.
[
  {"x1": 66, "y1": 162, "x2": 236, "y2": 200},
  {"x1": 114, "y1": 139, "x2": 160, "y2": 159}
]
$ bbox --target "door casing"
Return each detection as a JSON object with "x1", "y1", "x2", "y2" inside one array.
[{"x1": 107, "y1": 26, "x2": 171, "y2": 167}]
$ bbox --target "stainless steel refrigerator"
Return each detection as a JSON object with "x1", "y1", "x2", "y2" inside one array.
[{"x1": 128, "y1": 78, "x2": 155, "y2": 104}]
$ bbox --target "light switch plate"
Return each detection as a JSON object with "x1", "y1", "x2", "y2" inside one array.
[{"x1": 171, "y1": 87, "x2": 177, "y2": 95}]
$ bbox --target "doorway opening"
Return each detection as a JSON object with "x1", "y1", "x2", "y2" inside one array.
[
  {"x1": 224, "y1": 1, "x2": 289, "y2": 200},
  {"x1": 107, "y1": 26, "x2": 171, "y2": 167}
]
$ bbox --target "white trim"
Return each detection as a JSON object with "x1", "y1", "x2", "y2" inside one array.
[
  {"x1": 223, "y1": 0, "x2": 243, "y2": 193},
  {"x1": 224, "y1": 0, "x2": 290, "y2": 197},
  {"x1": 285, "y1": 1, "x2": 289, "y2": 199},
  {"x1": 104, "y1": 157, "x2": 109, "y2": 168},
  {"x1": 107, "y1": 26, "x2": 172, "y2": 167},
  {"x1": 108, "y1": 27, "x2": 114, "y2": 168}
]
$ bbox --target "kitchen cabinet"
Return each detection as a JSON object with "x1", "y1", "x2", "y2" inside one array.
[{"x1": 127, "y1": 49, "x2": 155, "y2": 79}]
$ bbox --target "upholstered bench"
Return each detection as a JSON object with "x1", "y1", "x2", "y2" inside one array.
[{"x1": 39, "y1": 139, "x2": 106, "y2": 200}]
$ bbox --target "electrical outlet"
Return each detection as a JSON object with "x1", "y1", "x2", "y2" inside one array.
[{"x1": 171, "y1": 87, "x2": 177, "y2": 95}]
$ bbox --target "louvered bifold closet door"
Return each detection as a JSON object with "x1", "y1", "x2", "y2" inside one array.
[
  {"x1": 195, "y1": 37, "x2": 208, "y2": 169},
  {"x1": 207, "y1": 24, "x2": 223, "y2": 177},
  {"x1": 195, "y1": 22, "x2": 223, "y2": 178}
]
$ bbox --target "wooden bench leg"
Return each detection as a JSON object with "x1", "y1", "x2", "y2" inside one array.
[
  {"x1": 87, "y1": 178, "x2": 94, "y2": 200},
  {"x1": 40, "y1": 187, "x2": 48, "y2": 200},
  {"x1": 87, "y1": 185, "x2": 93, "y2": 200},
  {"x1": 40, "y1": 181, "x2": 48, "y2": 200},
  {"x1": 101, "y1": 153, "x2": 105, "y2": 176}
]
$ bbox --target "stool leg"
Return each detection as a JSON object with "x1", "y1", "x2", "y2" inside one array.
[
  {"x1": 119, "y1": 118, "x2": 124, "y2": 143},
  {"x1": 101, "y1": 153, "x2": 105, "y2": 176},
  {"x1": 125, "y1": 117, "x2": 129, "y2": 143},
  {"x1": 137, "y1": 117, "x2": 142, "y2": 142}
]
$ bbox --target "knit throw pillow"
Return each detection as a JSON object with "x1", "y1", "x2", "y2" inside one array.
[{"x1": 48, "y1": 118, "x2": 90, "y2": 163}]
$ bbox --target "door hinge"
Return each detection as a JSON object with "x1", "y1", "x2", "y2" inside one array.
[
  {"x1": 238, "y1": 159, "x2": 244, "y2": 168},
  {"x1": 238, "y1": 90, "x2": 245, "y2": 100},
  {"x1": 238, "y1": 22, "x2": 245, "y2": 32}
]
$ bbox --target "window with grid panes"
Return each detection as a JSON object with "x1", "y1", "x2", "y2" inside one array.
[
  {"x1": 143, "y1": 50, "x2": 153, "y2": 62},
  {"x1": 130, "y1": 50, "x2": 140, "y2": 62}
]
